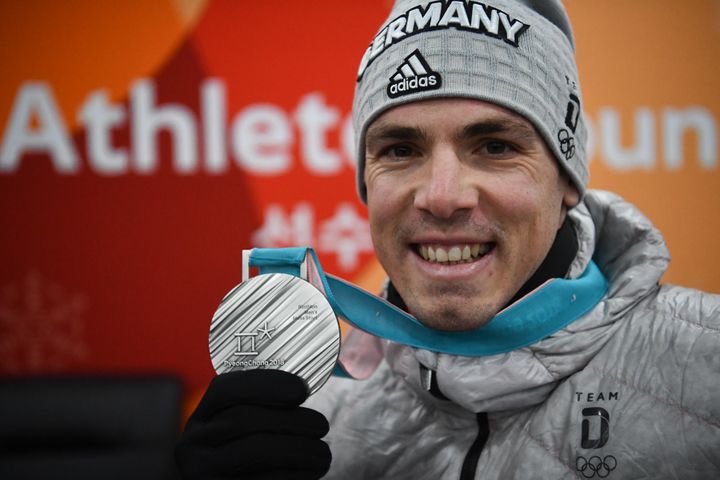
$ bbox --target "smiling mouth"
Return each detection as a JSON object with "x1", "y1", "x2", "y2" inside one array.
[{"x1": 414, "y1": 243, "x2": 495, "y2": 265}]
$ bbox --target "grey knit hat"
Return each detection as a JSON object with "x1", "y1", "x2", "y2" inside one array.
[{"x1": 353, "y1": 0, "x2": 587, "y2": 203}]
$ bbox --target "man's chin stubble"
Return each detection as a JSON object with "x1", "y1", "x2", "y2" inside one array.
[{"x1": 412, "y1": 304, "x2": 496, "y2": 332}]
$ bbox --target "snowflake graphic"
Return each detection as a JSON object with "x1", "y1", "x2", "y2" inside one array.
[{"x1": 0, "y1": 272, "x2": 89, "y2": 374}]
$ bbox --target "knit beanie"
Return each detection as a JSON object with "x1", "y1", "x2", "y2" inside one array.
[{"x1": 353, "y1": 0, "x2": 587, "y2": 203}]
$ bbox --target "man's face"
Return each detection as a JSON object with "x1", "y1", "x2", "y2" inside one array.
[{"x1": 364, "y1": 98, "x2": 578, "y2": 331}]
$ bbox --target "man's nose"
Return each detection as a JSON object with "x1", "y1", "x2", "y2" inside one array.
[{"x1": 413, "y1": 147, "x2": 478, "y2": 218}]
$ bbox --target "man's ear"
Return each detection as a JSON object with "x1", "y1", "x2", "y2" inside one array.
[
  {"x1": 558, "y1": 176, "x2": 580, "y2": 227},
  {"x1": 563, "y1": 182, "x2": 580, "y2": 209}
]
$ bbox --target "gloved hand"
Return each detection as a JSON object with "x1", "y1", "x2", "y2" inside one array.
[{"x1": 175, "y1": 369, "x2": 331, "y2": 480}]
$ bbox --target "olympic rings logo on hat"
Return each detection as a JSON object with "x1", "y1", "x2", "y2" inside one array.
[
  {"x1": 557, "y1": 128, "x2": 576, "y2": 161},
  {"x1": 575, "y1": 455, "x2": 617, "y2": 478}
]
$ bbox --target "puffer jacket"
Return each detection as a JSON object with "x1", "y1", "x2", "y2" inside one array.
[{"x1": 306, "y1": 190, "x2": 720, "y2": 479}]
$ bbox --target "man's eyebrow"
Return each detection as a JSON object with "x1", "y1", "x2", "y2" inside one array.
[
  {"x1": 459, "y1": 119, "x2": 539, "y2": 141},
  {"x1": 365, "y1": 125, "x2": 426, "y2": 145}
]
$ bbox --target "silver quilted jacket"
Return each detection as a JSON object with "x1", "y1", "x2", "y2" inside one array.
[{"x1": 307, "y1": 190, "x2": 720, "y2": 479}]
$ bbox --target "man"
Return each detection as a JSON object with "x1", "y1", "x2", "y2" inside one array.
[{"x1": 176, "y1": 1, "x2": 720, "y2": 478}]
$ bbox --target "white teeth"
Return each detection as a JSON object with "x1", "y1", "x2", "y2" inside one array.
[{"x1": 417, "y1": 243, "x2": 492, "y2": 263}]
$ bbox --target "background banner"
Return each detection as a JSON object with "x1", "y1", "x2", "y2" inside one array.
[{"x1": 1, "y1": 0, "x2": 718, "y2": 410}]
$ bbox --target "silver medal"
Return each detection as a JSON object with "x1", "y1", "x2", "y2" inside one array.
[{"x1": 209, "y1": 272, "x2": 340, "y2": 395}]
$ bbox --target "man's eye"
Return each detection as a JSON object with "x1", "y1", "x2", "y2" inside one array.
[
  {"x1": 384, "y1": 145, "x2": 414, "y2": 158},
  {"x1": 484, "y1": 141, "x2": 512, "y2": 155}
]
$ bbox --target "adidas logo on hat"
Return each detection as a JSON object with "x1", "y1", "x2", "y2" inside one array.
[{"x1": 387, "y1": 49, "x2": 442, "y2": 99}]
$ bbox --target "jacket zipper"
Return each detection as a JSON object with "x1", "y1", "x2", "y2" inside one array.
[
  {"x1": 459, "y1": 412, "x2": 489, "y2": 480},
  {"x1": 421, "y1": 366, "x2": 490, "y2": 479}
]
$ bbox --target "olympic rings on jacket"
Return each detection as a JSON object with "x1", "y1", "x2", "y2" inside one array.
[{"x1": 575, "y1": 455, "x2": 617, "y2": 478}]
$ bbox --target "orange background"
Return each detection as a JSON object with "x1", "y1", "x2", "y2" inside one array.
[
  {"x1": 569, "y1": 0, "x2": 720, "y2": 291},
  {"x1": 1, "y1": 0, "x2": 718, "y2": 410}
]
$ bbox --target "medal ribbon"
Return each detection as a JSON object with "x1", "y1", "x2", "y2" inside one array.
[{"x1": 249, "y1": 247, "x2": 608, "y2": 378}]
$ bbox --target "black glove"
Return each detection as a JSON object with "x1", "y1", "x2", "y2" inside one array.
[{"x1": 175, "y1": 369, "x2": 331, "y2": 480}]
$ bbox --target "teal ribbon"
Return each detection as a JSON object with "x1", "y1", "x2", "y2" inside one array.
[{"x1": 249, "y1": 247, "x2": 608, "y2": 359}]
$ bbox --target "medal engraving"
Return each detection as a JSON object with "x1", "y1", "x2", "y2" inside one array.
[{"x1": 209, "y1": 273, "x2": 340, "y2": 394}]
